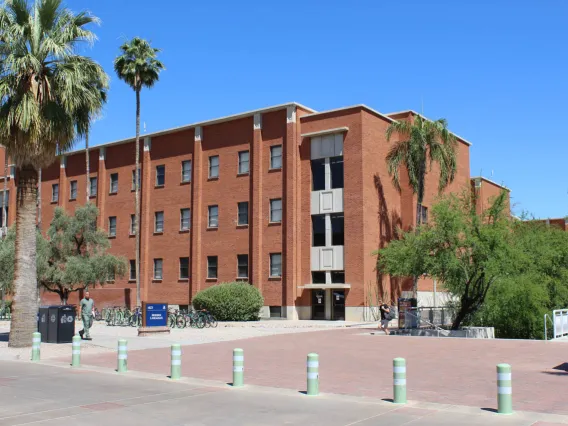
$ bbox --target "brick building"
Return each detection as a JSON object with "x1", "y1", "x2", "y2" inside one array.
[{"x1": 0, "y1": 102, "x2": 510, "y2": 320}]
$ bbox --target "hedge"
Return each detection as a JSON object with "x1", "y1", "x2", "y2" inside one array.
[{"x1": 192, "y1": 282, "x2": 264, "y2": 321}]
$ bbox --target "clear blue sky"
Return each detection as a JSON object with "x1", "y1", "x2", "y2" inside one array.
[{"x1": 67, "y1": 0, "x2": 568, "y2": 219}]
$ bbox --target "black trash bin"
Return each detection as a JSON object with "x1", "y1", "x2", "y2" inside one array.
[
  {"x1": 46, "y1": 305, "x2": 76, "y2": 343},
  {"x1": 38, "y1": 306, "x2": 50, "y2": 343}
]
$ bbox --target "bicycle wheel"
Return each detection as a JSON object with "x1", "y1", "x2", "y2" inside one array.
[
  {"x1": 207, "y1": 314, "x2": 218, "y2": 328},
  {"x1": 196, "y1": 314, "x2": 206, "y2": 329},
  {"x1": 168, "y1": 313, "x2": 176, "y2": 328},
  {"x1": 175, "y1": 314, "x2": 187, "y2": 328}
]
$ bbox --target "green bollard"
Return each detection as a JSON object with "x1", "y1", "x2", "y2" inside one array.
[
  {"x1": 71, "y1": 335, "x2": 81, "y2": 367},
  {"x1": 232, "y1": 348, "x2": 244, "y2": 387},
  {"x1": 31, "y1": 332, "x2": 41, "y2": 362},
  {"x1": 393, "y1": 358, "x2": 407, "y2": 404},
  {"x1": 306, "y1": 353, "x2": 319, "y2": 396},
  {"x1": 170, "y1": 344, "x2": 181, "y2": 380},
  {"x1": 117, "y1": 339, "x2": 128, "y2": 373},
  {"x1": 497, "y1": 363, "x2": 513, "y2": 415}
]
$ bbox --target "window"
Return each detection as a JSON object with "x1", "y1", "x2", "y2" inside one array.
[
  {"x1": 51, "y1": 184, "x2": 59, "y2": 202},
  {"x1": 419, "y1": 205, "x2": 428, "y2": 224},
  {"x1": 312, "y1": 215, "x2": 326, "y2": 247},
  {"x1": 107, "y1": 268, "x2": 115, "y2": 282},
  {"x1": 311, "y1": 159, "x2": 325, "y2": 191},
  {"x1": 270, "y1": 253, "x2": 282, "y2": 277},
  {"x1": 108, "y1": 216, "x2": 117, "y2": 237},
  {"x1": 237, "y1": 254, "x2": 248, "y2": 278},
  {"x1": 89, "y1": 177, "x2": 97, "y2": 197},
  {"x1": 130, "y1": 214, "x2": 136, "y2": 235},
  {"x1": 131, "y1": 168, "x2": 141, "y2": 191},
  {"x1": 331, "y1": 214, "x2": 344, "y2": 246},
  {"x1": 237, "y1": 202, "x2": 248, "y2": 225},
  {"x1": 153, "y1": 258, "x2": 163, "y2": 280},
  {"x1": 209, "y1": 155, "x2": 219, "y2": 178},
  {"x1": 312, "y1": 271, "x2": 326, "y2": 284},
  {"x1": 207, "y1": 256, "x2": 218, "y2": 279},
  {"x1": 69, "y1": 180, "x2": 77, "y2": 200},
  {"x1": 331, "y1": 271, "x2": 345, "y2": 284},
  {"x1": 270, "y1": 198, "x2": 282, "y2": 223},
  {"x1": 238, "y1": 151, "x2": 249, "y2": 174},
  {"x1": 208, "y1": 205, "x2": 218, "y2": 228},
  {"x1": 181, "y1": 160, "x2": 192, "y2": 183},
  {"x1": 179, "y1": 257, "x2": 189, "y2": 279},
  {"x1": 269, "y1": 306, "x2": 282, "y2": 318},
  {"x1": 155, "y1": 211, "x2": 164, "y2": 233},
  {"x1": 129, "y1": 260, "x2": 136, "y2": 281},
  {"x1": 330, "y1": 156, "x2": 344, "y2": 189},
  {"x1": 180, "y1": 208, "x2": 191, "y2": 231},
  {"x1": 110, "y1": 173, "x2": 118, "y2": 193},
  {"x1": 156, "y1": 165, "x2": 165, "y2": 186},
  {"x1": 270, "y1": 145, "x2": 282, "y2": 169}
]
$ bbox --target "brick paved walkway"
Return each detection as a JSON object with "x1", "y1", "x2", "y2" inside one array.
[{"x1": 73, "y1": 328, "x2": 568, "y2": 415}]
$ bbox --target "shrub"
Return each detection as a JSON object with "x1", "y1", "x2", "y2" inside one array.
[{"x1": 193, "y1": 282, "x2": 264, "y2": 321}]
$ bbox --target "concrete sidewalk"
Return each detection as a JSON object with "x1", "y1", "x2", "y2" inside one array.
[{"x1": 1, "y1": 360, "x2": 567, "y2": 426}]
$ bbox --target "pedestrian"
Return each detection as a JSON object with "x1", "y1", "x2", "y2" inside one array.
[
  {"x1": 79, "y1": 291, "x2": 95, "y2": 340},
  {"x1": 379, "y1": 300, "x2": 391, "y2": 335}
]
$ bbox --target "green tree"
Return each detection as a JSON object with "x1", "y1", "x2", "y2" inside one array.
[
  {"x1": 114, "y1": 37, "x2": 164, "y2": 308},
  {"x1": 385, "y1": 115, "x2": 458, "y2": 297},
  {"x1": 0, "y1": 204, "x2": 126, "y2": 304},
  {"x1": 0, "y1": 0, "x2": 107, "y2": 347},
  {"x1": 377, "y1": 191, "x2": 512, "y2": 329}
]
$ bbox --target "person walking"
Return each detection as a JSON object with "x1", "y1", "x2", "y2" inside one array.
[
  {"x1": 79, "y1": 291, "x2": 95, "y2": 340},
  {"x1": 379, "y1": 300, "x2": 391, "y2": 335}
]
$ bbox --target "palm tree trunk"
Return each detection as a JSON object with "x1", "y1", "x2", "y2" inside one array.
[
  {"x1": 37, "y1": 168, "x2": 41, "y2": 230},
  {"x1": 9, "y1": 164, "x2": 39, "y2": 347},
  {"x1": 134, "y1": 89, "x2": 141, "y2": 309},
  {"x1": 85, "y1": 128, "x2": 90, "y2": 202},
  {"x1": 2, "y1": 156, "x2": 7, "y2": 232}
]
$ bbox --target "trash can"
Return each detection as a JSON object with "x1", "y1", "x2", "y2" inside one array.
[
  {"x1": 38, "y1": 306, "x2": 50, "y2": 343},
  {"x1": 46, "y1": 305, "x2": 76, "y2": 343}
]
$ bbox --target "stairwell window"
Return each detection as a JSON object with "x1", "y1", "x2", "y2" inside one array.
[
  {"x1": 270, "y1": 145, "x2": 282, "y2": 170},
  {"x1": 155, "y1": 211, "x2": 164, "y2": 233},
  {"x1": 209, "y1": 155, "x2": 219, "y2": 179},
  {"x1": 153, "y1": 258, "x2": 163, "y2": 280},
  {"x1": 156, "y1": 165, "x2": 165, "y2": 187},
  {"x1": 51, "y1": 184, "x2": 59, "y2": 202},
  {"x1": 269, "y1": 198, "x2": 282, "y2": 223},
  {"x1": 69, "y1": 180, "x2": 77, "y2": 200},
  {"x1": 181, "y1": 160, "x2": 192, "y2": 183},
  {"x1": 238, "y1": 151, "x2": 249, "y2": 174}
]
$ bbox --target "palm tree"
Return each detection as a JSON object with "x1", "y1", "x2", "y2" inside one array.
[
  {"x1": 114, "y1": 37, "x2": 164, "y2": 309},
  {"x1": 0, "y1": 0, "x2": 107, "y2": 347},
  {"x1": 385, "y1": 114, "x2": 457, "y2": 297}
]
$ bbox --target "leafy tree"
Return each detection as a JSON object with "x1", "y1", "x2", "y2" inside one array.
[
  {"x1": 0, "y1": 204, "x2": 126, "y2": 304},
  {"x1": 0, "y1": 0, "x2": 107, "y2": 347},
  {"x1": 377, "y1": 191, "x2": 512, "y2": 329},
  {"x1": 114, "y1": 37, "x2": 164, "y2": 308},
  {"x1": 385, "y1": 115, "x2": 458, "y2": 296}
]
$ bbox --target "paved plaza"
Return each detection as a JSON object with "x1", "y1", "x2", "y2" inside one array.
[{"x1": 2, "y1": 321, "x2": 568, "y2": 424}]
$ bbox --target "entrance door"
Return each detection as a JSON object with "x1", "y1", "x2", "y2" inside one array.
[
  {"x1": 331, "y1": 290, "x2": 345, "y2": 321},
  {"x1": 311, "y1": 290, "x2": 326, "y2": 320}
]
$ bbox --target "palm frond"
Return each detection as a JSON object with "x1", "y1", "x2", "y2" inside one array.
[{"x1": 114, "y1": 37, "x2": 164, "y2": 92}]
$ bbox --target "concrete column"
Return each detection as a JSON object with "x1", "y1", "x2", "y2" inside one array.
[
  {"x1": 97, "y1": 148, "x2": 106, "y2": 229},
  {"x1": 141, "y1": 137, "x2": 152, "y2": 303},
  {"x1": 59, "y1": 157, "x2": 67, "y2": 210},
  {"x1": 283, "y1": 106, "x2": 298, "y2": 316},
  {"x1": 250, "y1": 114, "x2": 264, "y2": 292},
  {"x1": 190, "y1": 127, "x2": 203, "y2": 298}
]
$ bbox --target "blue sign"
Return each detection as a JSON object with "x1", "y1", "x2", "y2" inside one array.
[{"x1": 145, "y1": 303, "x2": 168, "y2": 327}]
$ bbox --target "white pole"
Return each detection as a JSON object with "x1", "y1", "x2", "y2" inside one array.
[{"x1": 433, "y1": 279, "x2": 437, "y2": 308}]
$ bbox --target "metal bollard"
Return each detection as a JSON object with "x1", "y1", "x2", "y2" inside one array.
[
  {"x1": 31, "y1": 332, "x2": 41, "y2": 362},
  {"x1": 306, "y1": 353, "x2": 319, "y2": 396},
  {"x1": 393, "y1": 358, "x2": 407, "y2": 404},
  {"x1": 71, "y1": 335, "x2": 81, "y2": 367},
  {"x1": 497, "y1": 363, "x2": 513, "y2": 415},
  {"x1": 232, "y1": 348, "x2": 244, "y2": 387},
  {"x1": 170, "y1": 344, "x2": 181, "y2": 380},
  {"x1": 117, "y1": 339, "x2": 127, "y2": 373}
]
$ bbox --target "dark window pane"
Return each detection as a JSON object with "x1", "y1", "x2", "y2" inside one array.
[
  {"x1": 156, "y1": 165, "x2": 165, "y2": 186},
  {"x1": 312, "y1": 271, "x2": 326, "y2": 284},
  {"x1": 207, "y1": 256, "x2": 218, "y2": 279},
  {"x1": 330, "y1": 156, "x2": 344, "y2": 189},
  {"x1": 331, "y1": 214, "x2": 344, "y2": 246},
  {"x1": 269, "y1": 306, "x2": 282, "y2": 317},
  {"x1": 130, "y1": 260, "x2": 136, "y2": 280},
  {"x1": 180, "y1": 257, "x2": 189, "y2": 279},
  {"x1": 311, "y1": 159, "x2": 325, "y2": 191},
  {"x1": 237, "y1": 254, "x2": 248, "y2": 278},
  {"x1": 312, "y1": 215, "x2": 326, "y2": 247},
  {"x1": 331, "y1": 271, "x2": 345, "y2": 283}
]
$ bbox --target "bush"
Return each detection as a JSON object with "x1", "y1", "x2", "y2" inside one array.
[{"x1": 193, "y1": 282, "x2": 264, "y2": 321}]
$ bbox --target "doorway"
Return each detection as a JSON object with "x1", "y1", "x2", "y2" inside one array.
[
  {"x1": 311, "y1": 290, "x2": 326, "y2": 320},
  {"x1": 331, "y1": 290, "x2": 345, "y2": 320}
]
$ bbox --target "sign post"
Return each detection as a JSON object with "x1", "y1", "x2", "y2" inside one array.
[{"x1": 138, "y1": 302, "x2": 170, "y2": 336}]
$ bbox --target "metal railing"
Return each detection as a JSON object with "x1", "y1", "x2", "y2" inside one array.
[
  {"x1": 402, "y1": 307, "x2": 454, "y2": 328},
  {"x1": 401, "y1": 309, "x2": 450, "y2": 337}
]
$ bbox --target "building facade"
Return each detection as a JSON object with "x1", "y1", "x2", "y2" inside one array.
[{"x1": 0, "y1": 102, "x2": 510, "y2": 320}]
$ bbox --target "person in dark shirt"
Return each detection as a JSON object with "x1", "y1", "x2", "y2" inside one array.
[{"x1": 379, "y1": 300, "x2": 391, "y2": 335}]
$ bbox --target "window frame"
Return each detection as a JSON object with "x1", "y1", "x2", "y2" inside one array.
[
  {"x1": 69, "y1": 180, "x2": 77, "y2": 200},
  {"x1": 209, "y1": 155, "x2": 219, "y2": 179},
  {"x1": 269, "y1": 253, "x2": 282, "y2": 278},
  {"x1": 51, "y1": 183, "x2": 59, "y2": 202},
  {"x1": 181, "y1": 160, "x2": 192, "y2": 183},
  {"x1": 110, "y1": 173, "x2": 119, "y2": 194},
  {"x1": 130, "y1": 214, "x2": 136, "y2": 235},
  {"x1": 238, "y1": 150, "x2": 250, "y2": 174},
  {"x1": 237, "y1": 254, "x2": 248, "y2": 279},
  {"x1": 89, "y1": 177, "x2": 97, "y2": 197},
  {"x1": 129, "y1": 260, "x2": 136, "y2": 281},
  {"x1": 179, "y1": 257, "x2": 190, "y2": 280},
  {"x1": 154, "y1": 211, "x2": 164, "y2": 233},
  {"x1": 207, "y1": 256, "x2": 218, "y2": 279},
  {"x1": 153, "y1": 258, "x2": 163, "y2": 280},
  {"x1": 270, "y1": 145, "x2": 283, "y2": 170},
  {"x1": 269, "y1": 198, "x2": 282, "y2": 223},
  {"x1": 237, "y1": 202, "x2": 249, "y2": 226},
  {"x1": 155, "y1": 164, "x2": 165, "y2": 187},
  {"x1": 208, "y1": 205, "x2": 219, "y2": 228},
  {"x1": 180, "y1": 208, "x2": 191, "y2": 231},
  {"x1": 108, "y1": 216, "x2": 117, "y2": 237}
]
